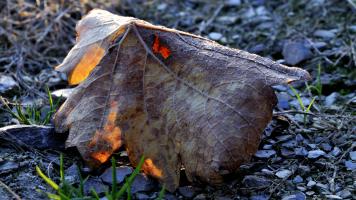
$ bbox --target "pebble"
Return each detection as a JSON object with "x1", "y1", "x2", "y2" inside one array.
[
  {"x1": 349, "y1": 151, "x2": 356, "y2": 160},
  {"x1": 325, "y1": 92, "x2": 339, "y2": 107},
  {"x1": 130, "y1": 173, "x2": 155, "y2": 193},
  {"x1": 307, "y1": 180, "x2": 316, "y2": 187},
  {"x1": 297, "y1": 165, "x2": 311, "y2": 176},
  {"x1": 254, "y1": 150, "x2": 276, "y2": 158},
  {"x1": 0, "y1": 75, "x2": 18, "y2": 94},
  {"x1": 242, "y1": 175, "x2": 272, "y2": 188},
  {"x1": 320, "y1": 143, "x2": 332, "y2": 152},
  {"x1": 344, "y1": 160, "x2": 356, "y2": 170},
  {"x1": 307, "y1": 149, "x2": 326, "y2": 159},
  {"x1": 64, "y1": 164, "x2": 80, "y2": 184},
  {"x1": 282, "y1": 41, "x2": 312, "y2": 65},
  {"x1": 336, "y1": 189, "x2": 352, "y2": 198},
  {"x1": 135, "y1": 193, "x2": 150, "y2": 200},
  {"x1": 281, "y1": 192, "x2": 306, "y2": 200},
  {"x1": 193, "y1": 194, "x2": 207, "y2": 200},
  {"x1": 295, "y1": 147, "x2": 308, "y2": 157},
  {"x1": 0, "y1": 160, "x2": 18, "y2": 172},
  {"x1": 293, "y1": 175, "x2": 304, "y2": 184},
  {"x1": 314, "y1": 29, "x2": 337, "y2": 39},
  {"x1": 275, "y1": 169, "x2": 292, "y2": 179},
  {"x1": 51, "y1": 88, "x2": 74, "y2": 100},
  {"x1": 208, "y1": 32, "x2": 223, "y2": 41},
  {"x1": 83, "y1": 177, "x2": 108, "y2": 195},
  {"x1": 250, "y1": 194, "x2": 269, "y2": 200},
  {"x1": 100, "y1": 166, "x2": 133, "y2": 185},
  {"x1": 225, "y1": 0, "x2": 241, "y2": 6},
  {"x1": 178, "y1": 186, "x2": 196, "y2": 198},
  {"x1": 281, "y1": 148, "x2": 295, "y2": 158},
  {"x1": 330, "y1": 147, "x2": 342, "y2": 157},
  {"x1": 0, "y1": 125, "x2": 65, "y2": 150},
  {"x1": 324, "y1": 195, "x2": 342, "y2": 199}
]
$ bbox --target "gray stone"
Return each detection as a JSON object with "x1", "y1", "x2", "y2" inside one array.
[
  {"x1": 83, "y1": 177, "x2": 108, "y2": 195},
  {"x1": 193, "y1": 194, "x2": 207, "y2": 200},
  {"x1": 320, "y1": 143, "x2": 332, "y2": 152},
  {"x1": 349, "y1": 151, "x2": 356, "y2": 160},
  {"x1": 130, "y1": 173, "x2": 155, "y2": 193},
  {"x1": 293, "y1": 175, "x2": 304, "y2": 184},
  {"x1": 0, "y1": 125, "x2": 65, "y2": 150},
  {"x1": 0, "y1": 75, "x2": 18, "y2": 94},
  {"x1": 250, "y1": 194, "x2": 269, "y2": 200},
  {"x1": 314, "y1": 29, "x2": 337, "y2": 39},
  {"x1": 282, "y1": 41, "x2": 312, "y2": 65},
  {"x1": 307, "y1": 180, "x2": 316, "y2": 187},
  {"x1": 325, "y1": 92, "x2": 339, "y2": 107},
  {"x1": 275, "y1": 169, "x2": 292, "y2": 179},
  {"x1": 254, "y1": 150, "x2": 276, "y2": 158},
  {"x1": 135, "y1": 193, "x2": 150, "y2": 200},
  {"x1": 100, "y1": 166, "x2": 133, "y2": 185},
  {"x1": 336, "y1": 189, "x2": 352, "y2": 198},
  {"x1": 51, "y1": 88, "x2": 74, "y2": 100},
  {"x1": 295, "y1": 147, "x2": 308, "y2": 157},
  {"x1": 208, "y1": 32, "x2": 223, "y2": 40},
  {"x1": 297, "y1": 165, "x2": 311, "y2": 176},
  {"x1": 324, "y1": 195, "x2": 342, "y2": 199},
  {"x1": 242, "y1": 175, "x2": 272, "y2": 188},
  {"x1": 0, "y1": 161, "x2": 18, "y2": 172},
  {"x1": 64, "y1": 164, "x2": 80, "y2": 184},
  {"x1": 178, "y1": 186, "x2": 196, "y2": 198},
  {"x1": 281, "y1": 148, "x2": 295, "y2": 158},
  {"x1": 330, "y1": 147, "x2": 341, "y2": 157},
  {"x1": 345, "y1": 160, "x2": 356, "y2": 170},
  {"x1": 225, "y1": 0, "x2": 241, "y2": 6},
  {"x1": 281, "y1": 192, "x2": 306, "y2": 200},
  {"x1": 307, "y1": 149, "x2": 326, "y2": 159}
]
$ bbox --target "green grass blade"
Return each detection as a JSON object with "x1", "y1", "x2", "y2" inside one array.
[
  {"x1": 60, "y1": 154, "x2": 64, "y2": 183},
  {"x1": 156, "y1": 185, "x2": 165, "y2": 200},
  {"x1": 91, "y1": 188, "x2": 100, "y2": 200},
  {"x1": 36, "y1": 166, "x2": 59, "y2": 191},
  {"x1": 116, "y1": 156, "x2": 145, "y2": 199},
  {"x1": 306, "y1": 97, "x2": 316, "y2": 112},
  {"x1": 111, "y1": 157, "x2": 118, "y2": 199},
  {"x1": 289, "y1": 85, "x2": 305, "y2": 111}
]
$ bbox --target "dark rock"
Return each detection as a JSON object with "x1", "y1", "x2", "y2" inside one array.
[
  {"x1": 282, "y1": 140, "x2": 297, "y2": 148},
  {"x1": 295, "y1": 147, "x2": 308, "y2": 157},
  {"x1": 344, "y1": 160, "x2": 356, "y2": 170},
  {"x1": 307, "y1": 149, "x2": 326, "y2": 159},
  {"x1": 336, "y1": 189, "x2": 352, "y2": 198},
  {"x1": 297, "y1": 165, "x2": 311, "y2": 176},
  {"x1": 282, "y1": 41, "x2": 312, "y2": 65},
  {"x1": 254, "y1": 150, "x2": 276, "y2": 158},
  {"x1": 83, "y1": 177, "x2": 108, "y2": 195},
  {"x1": 325, "y1": 92, "x2": 339, "y2": 107},
  {"x1": 281, "y1": 148, "x2": 295, "y2": 158},
  {"x1": 225, "y1": 0, "x2": 241, "y2": 6},
  {"x1": 281, "y1": 192, "x2": 306, "y2": 200},
  {"x1": 135, "y1": 193, "x2": 150, "y2": 200},
  {"x1": 250, "y1": 194, "x2": 269, "y2": 200},
  {"x1": 306, "y1": 180, "x2": 316, "y2": 188},
  {"x1": 249, "y1": 44, "x2": 265, "y2": 54},
  {"x1": 100, "y1": 166, "x2": 133, "y2": 185},
  {"x1": 178, "y1": 186, "x2": 196, "y2": 198},
  {"x1": 165, "y1": 193, "x2": 179, "y2": 200},
  {"x1": 193, "y1": 194, "x2": 206, "y2": 200},
  {"x1": 64, "y1": 164, "x2": 80, "y2": 184},
  {"x1": 242, "y1": 175, "x2": 272, "y2": 188},
  {"x1": 0, "y1": 125, "x2": 66, "y2": 149},
  {"x1": 131, "y1": 173, "x2": 155, "y2": 193},
  {"x1": 330, "y1": 147, "x2": 341, "y2": 157},
  {"x1": 320, "y1": 143, "x2": 332, "y2": 152},
  {"x1": 324, "y1": 195, "x2": 342, "y2": 199}
]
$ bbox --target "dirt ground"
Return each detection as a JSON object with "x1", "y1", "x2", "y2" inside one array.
[{"x1": 0, "y1": 0, "x2": 355, "y2": 199}]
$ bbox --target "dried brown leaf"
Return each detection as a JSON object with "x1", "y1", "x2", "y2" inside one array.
[{"x1": 54, "y1": 9, "x2": 310, "y2": 191}]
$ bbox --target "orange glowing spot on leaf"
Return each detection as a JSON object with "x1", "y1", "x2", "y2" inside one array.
[
  {"x1": 91, "y1": 151, "x2": 111, "y2": 163},
  {"x1": 68, "y1": 44, "x2": 105, "y2": 85},
  {"x1": 152, "y1": 34, "x2": 171, "y2": 59},
  {"x1": 142, "y1": 158, "x2": 163, "y2": 178}
]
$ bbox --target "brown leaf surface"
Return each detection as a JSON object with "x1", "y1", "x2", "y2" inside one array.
[{"x1": 54, "y1": 9, "x2": 310, "y2": 191}]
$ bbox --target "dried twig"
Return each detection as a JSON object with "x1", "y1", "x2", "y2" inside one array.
[{"x1": 0, "y1": 180, "x2": 22, "y2": 200}]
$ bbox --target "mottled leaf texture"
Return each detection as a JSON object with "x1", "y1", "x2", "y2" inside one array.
[{"x1": 54, "y1": 9, "x2": 310, "y2": 191}]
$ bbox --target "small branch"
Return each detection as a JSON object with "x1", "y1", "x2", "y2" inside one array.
[
  {"x1": 346, "y1": 0, "x2": 356, "y2": 10},
  {"x1": 0, "y1": 180, "x2": 22, "y2": 200},
  {"x1": 198, "y1": 4, "x2": 224, "y2": 34}
]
